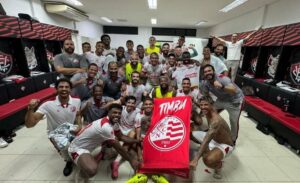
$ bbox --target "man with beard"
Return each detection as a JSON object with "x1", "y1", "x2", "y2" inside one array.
[
  {"x1": 25, "y1": 78, "x2": 81, "y2": 176},
  {"x1": 142, "y1": 52, "x2": 166, "y2": 92},
  {"x1": 165, "y1": 53, "x2": 177, "y2": 79},
  {"x1": 200, "y1": 47, "x2": 228, "y2": 80},
  {"x1": 125, "y1": 52, "x2": 143, "y2": 82},
  {"x1": 54, "y1": 39, "x2": 88, "y2": 79},
  {"x1": 123, "y1": 71, "x2": 146, "y2": 108},
  {"x1": 68, "y1": 103, "x2": 140, "y2": 182},
  {"x1": 202, "y1": 64, "x2": 244, "y2": 144},
  {"x1": 152, "y1": 76, "x2": 176, "y2": 98},
  {"x1": 189, "y1": 96, "x2": 234, "y2": 179},
  {"x1": 101, "y1": 34, "x2": 116, "y2": 56},
  {"x1": 71, "y1": 63, "x2": 100, "y2": 101},
  {"x1": 172, "y1": 51, "x2": 200, "y2": 89},
  {"x1": 161, "y1": 43, "x2": 170, "y2": 62},
  {"x1": 103, "y1": 61, "x2": 125, "y2": 99},
  {"x1": 81, "y1": 85, "x2": 114, "y2": 124},
  {"x1": 213, "y1": 44, "x2": 226, "y2": 62}
]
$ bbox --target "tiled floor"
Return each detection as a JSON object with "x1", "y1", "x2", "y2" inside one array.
[{"x1": 0, "y1": 111, "x2": 300, "y2": 183}]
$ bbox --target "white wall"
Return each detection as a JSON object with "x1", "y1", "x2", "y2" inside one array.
[{"x1": 209, "y1": 0, "x2": 300, "y2": 36}]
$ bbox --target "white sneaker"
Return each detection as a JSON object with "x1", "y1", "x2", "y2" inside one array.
[{"x1": 0, "y1": 137, "x2": 8, "y2": 148}]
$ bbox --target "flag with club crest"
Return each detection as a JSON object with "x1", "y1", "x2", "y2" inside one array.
[{"x1": 139, "y1": 96, "x2": 191, "y2": 178}]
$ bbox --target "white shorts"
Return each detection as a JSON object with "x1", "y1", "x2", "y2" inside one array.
[
  {"x1": 119, "y1": 126, "x2": 134, "y2": 136},
  {"x1": 192, "y1": 131, "x2": 233, "y2": 159},
  {"x1": 68, "y1": 147, "x2": 90, "y2": 165}
]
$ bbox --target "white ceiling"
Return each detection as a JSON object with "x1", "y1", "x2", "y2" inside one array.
[{"x1": 44, "y1": 0, "x2": 277, "y2": 28}]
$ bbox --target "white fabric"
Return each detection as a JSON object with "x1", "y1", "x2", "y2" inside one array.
[
  {"x1": 37, "y1": 96, "x2": 81, "y2": 133},
  {"x1": 192, "y1": 131, "x2": 233, "y2": 159},
  {"x1": 119, "y1": 106, "x2": 140, "y2": 135},
  {"x1": 69, "y1": 117, "x2": 119, "y2": 153},
  {"x1": 225, "y1": 40, "x2": 244, "y2": 61},
  {"x1": 172, "y1": 65, "x2": 200, "y2": 89},
  {"x1": 176, "y1": 88, "x2": 202, "y2": 102}
]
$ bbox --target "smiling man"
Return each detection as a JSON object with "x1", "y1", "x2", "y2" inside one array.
[{"x1": 25, "y1": 78, "x2": 81, "y2": 177}]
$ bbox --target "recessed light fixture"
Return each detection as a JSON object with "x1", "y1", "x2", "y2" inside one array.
[
  {"x1": 151, "y1": 18, "x2": 157, "y2": 24},
  {"x1": 219, "y1": 0, "x2": 248, "y2": 13},
  {"x1": 195, "y1": 21, "x2": 207, "y2": 26},
  {"x1": 66, "y1": 0, "x2": 83, "y2": 6},
  {"x1": 148, "y1": 0, "x2": 157, "y2": 9},
  {"x1": 101, "y1": 17, "x2": 113, "y2": 23}
]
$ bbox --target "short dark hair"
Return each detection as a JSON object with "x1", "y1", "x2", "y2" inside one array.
[
  {"x1": 55, "y1": 78, "x2": 72, "y2": 89},
  {"x1": 216, "y1": 44, "x2": 224, "y2": 48},
  {"x1": 150, "y1": 52, "x2": 159, "y2": 58},
  {"x1": 162, "y1": 43, "x2": 170, "y2": 47},
  {"x1": 175, "y1": 46, "x2": 181, "y2": 49},
  {"x1": 88, "y1": 63, "x2": 98, "y2": 69},
  {"x1": 143, "y1": 96, "x2": 153, "y2": 103},
  {"x1": 82, "y1": 42, "x2": 90, "y2": 47},
  {"x1": 131, "y1": 71, "x2": 140, "y2": 77},
  {"x1": 125, "y1": 95, "x2": 136, "y2": 103},
  {"x1": 179, "y1": 36, "x2": 185, "y2": 39},
  {"x1": 92, "y1": 84, "x2": 103, "y2": 93},
  {"x1": 202, "y1": 64, "x2": 215, "y2": 72},
  {"x1": 137, "y1": 45, "x2": 144, "y2": 49},
  {"x1": 126, "y1": 40, "x2": 133, "y2": 44},
  {"x1": 96, "y1": 41, "x2": 104, "y2": 45},
  {"x1": 109, "y1": 103, "x2": 122, "y2": 111},
  {"x1": 199, "y1": 96, "x2": 214, "y2": 104},
  {"x1": 101, "y1": 34, "x2": 110, "y2": 41},
  {"x1": 182, "y1": 77, "x2": 191, "y2": 82},
  {"x1": 182, "y1": 51, "x2": 191, "y2": 58},
  {"x1": 168, "y1": 53, "x2": 175, "y2": 57}
]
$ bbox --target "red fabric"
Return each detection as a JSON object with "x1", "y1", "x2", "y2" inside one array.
[
  {"x1": 0, "y1": 87, "x2": 56, "y2": 120},
  {"x1": 245, "y1": 96, "x2": 300, "y2": 134},
  {"x1": 139, "y1": 96, "x2": 191, "y2": 178}
]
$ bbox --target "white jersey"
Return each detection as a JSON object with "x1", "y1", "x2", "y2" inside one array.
[
  {"x1": 37, "y1": 96, "x2": 81, "y2": 133},
  {"x1": 134, "y1": 112, "x2": 151, "y2": 137},
  {"x1": 176, "y1": 88, "x2": 202, "y2": 102},
  {"x1": 225, "y1": 39, "x2": 244, "y2": 61},
  {"x1": 172, "y1": 64, "x2": 200, "y2": 89},
  {"x1": 120, "y1": 106, "x2": 140, "y2": 134},
  {"x1": 143, "y1": 64, "x2": 165, "y2": 86},
  {"x1": 126, "y1": 84, "x2": 146, "y2": 106},
  {"x1": 69, "y1": 117, "x2": 120, "y2": 152},
  {"x1": 84, "y1": 52, "x2": 106, "y2": 75}
]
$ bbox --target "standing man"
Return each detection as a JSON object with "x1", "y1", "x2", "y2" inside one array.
[
  {"x1": 161, "y1": 43, "x2": 170, "y2": 62},
  {"x1": 202, "y1": 64, "x2": 244, "y2": 143},
  {"x1": 101, "y1": 34, "x2": 116, "y2": 56},
  {"x1": 25, "y1": 78, "x2": 81, "y2": 176},
  {"x1": 136, "y1": 45, "x2": 148, "y2": 65},
  {"x1": 190, "y1": 96, "x2": 234, "y2": 179},
  {"x1": 82, "y1": 42, "x2": 92, "y2": 54},
  {"x1": 212, "y1": 29, "x2": 259, "y2": 80},
  {"x1": 68, "y1": 103, "x2": 140, "y2": 182},
  {"x1": 146, "y1": 36, "x2": 160, "y2": 55},
  {"x1": 54, "y1": 39, "x2": 88, "y2": 79}
]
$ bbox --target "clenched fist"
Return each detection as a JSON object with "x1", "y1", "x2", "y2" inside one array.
[{"x1": 28, "y1": 99, "x2": 40, "y2": 110}]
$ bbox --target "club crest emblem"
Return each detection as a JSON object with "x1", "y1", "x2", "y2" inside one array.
[
  {"x1": 149, "y1": 115, "x2": 186, "y2": 151},
  {"x1": 0, "y1": 51, "x2": 13, "y2": 76}
]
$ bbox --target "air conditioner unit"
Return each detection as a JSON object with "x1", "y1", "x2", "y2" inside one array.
[{"x1": 44, "y1": 2, "x2": 88, "y2": 21}]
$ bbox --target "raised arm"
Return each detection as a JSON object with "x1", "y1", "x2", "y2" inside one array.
[
  {"x1": 212, "y1": 35, "x2": 226, "y2": 44},
  {"x1": 24, "y1": 99, "x2": 44, "y2": 128}
]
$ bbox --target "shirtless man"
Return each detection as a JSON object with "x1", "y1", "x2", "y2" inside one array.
[{"x1": 190, "y1": 96, "x2": 234, "y2": 179}]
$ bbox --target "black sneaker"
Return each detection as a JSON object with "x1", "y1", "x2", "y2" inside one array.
[
  {"x1": 3, "y1": 136, "x2": 13, "y2": 143},
  {"x1": 63, "y1": 161, "x2": 73, "y2": 176}
]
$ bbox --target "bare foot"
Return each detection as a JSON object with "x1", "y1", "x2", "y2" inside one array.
[
  {"x1": 213, "y1": 168, "x2": 222, "y2": 179},
  {"x1": 189, "y1": 159, "x2": 198, "y2": 170}
]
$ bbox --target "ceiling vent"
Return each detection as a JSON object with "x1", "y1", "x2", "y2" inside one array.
[{"x1": 44, "y1": 2, "x2": 88, "y2": 21}]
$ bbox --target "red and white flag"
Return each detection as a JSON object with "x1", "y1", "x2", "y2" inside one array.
[{"x1": 139, "y1": 96, "x2": 191, "y2": 178}]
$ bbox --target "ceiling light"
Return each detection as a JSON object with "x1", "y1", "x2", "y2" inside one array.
[
  {"x1": 66, "y1": 0, "x2": 83, "y2": 6},
  {"x1": 219, "y1": 0, "x2": 248, "y2": 13},
  {"x1": 151, "y1": 18, "x2": 157, "y2": 24},
  {"x1": 195, "y1": 21, "x2": 207, "y2": 26},
  {"x1": 101, "y1": 17, "x2": 113, "y2": 23},
  {"x1": 148, "y1": 0, "x2": 157, "y2": 9}
]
